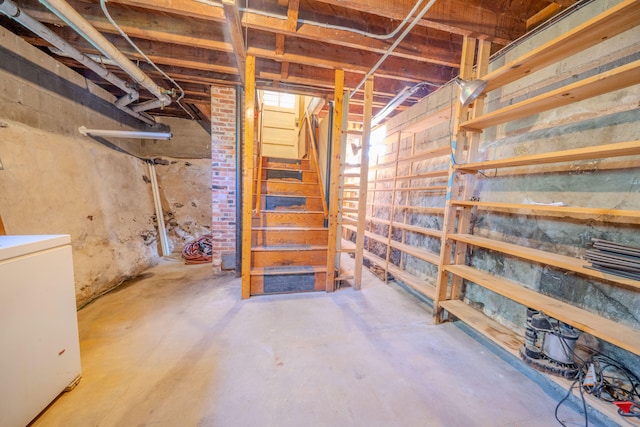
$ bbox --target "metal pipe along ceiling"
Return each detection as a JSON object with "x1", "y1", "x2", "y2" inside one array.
[
  {"x1": 0, "y1": 0, "x2": 156, "y2": 125},
  {"x1": 37, "y1": 0, "x2": 173, "y2": 108}
]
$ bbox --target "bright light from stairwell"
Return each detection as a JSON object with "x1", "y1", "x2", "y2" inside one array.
[{"x1": 369, "y1": 125, "x2": 387, "y2": 161}]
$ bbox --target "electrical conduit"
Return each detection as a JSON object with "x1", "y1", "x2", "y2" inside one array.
[{"x1": 350, "y1": 0, "x2": 437, "y2": 98}]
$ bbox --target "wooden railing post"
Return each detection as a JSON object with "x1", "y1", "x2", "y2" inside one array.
[
  {"x1": 241, "y1": 55, "x2": 256, "y2": 299},
  {"x1": 326, "y1": 69, "x2": 344, "y2": 292}
]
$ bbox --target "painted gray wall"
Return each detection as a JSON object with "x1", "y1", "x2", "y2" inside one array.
[{"x1": 0, "y1": 27, "x2": 211, "y2": 305}]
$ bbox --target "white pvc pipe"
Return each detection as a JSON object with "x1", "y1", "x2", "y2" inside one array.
[
  {"x1": 78, "y1": 126, "x2": 172, "y2": 140},
  {"x1": 39, "y1": 0, "x2": 172, "y2": 108},
  {"x1": 148, "y1": 162, "x2": 171, "y2": 257}
]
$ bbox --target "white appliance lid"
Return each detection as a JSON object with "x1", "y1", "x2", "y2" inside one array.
[{"x1": 0, "y1": 235, "x2": 71, "y2": 261}]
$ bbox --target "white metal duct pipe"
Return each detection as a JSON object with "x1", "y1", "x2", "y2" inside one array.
[
  {"x1": 131, "y1": 98, "x2": 167, "y2": 113},
  {"x1": 0, "y1": 0, "x2": 155, "y2": 124},
  {"x1": 38, "y1": 0, "x2": 173, "y2": 108}
]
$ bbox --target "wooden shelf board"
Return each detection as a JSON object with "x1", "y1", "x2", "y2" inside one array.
[
  {"x1": 451, "y1": 200, "x2": 640, "y2": 221},
  {"x1": 390, "y1": 240, "x2": 440, "y2": 265},
  {"x1": 439, "y1": 300, "x2": 522, "y2": 353},
  {"x1": 398, "y1": 146, "x2": 450, "y2": 163},
  {"x1": 386, "y1": 264, "x2": 437, "y2": 300},
  {"x1": 461, "y1": 60, "x2": 640, "y2": 131},
  {"x1": 399, "y1": 107, "x2": 451, "y2": 134},
  {"x1": 401, "y1": 206, "x2": 445, "y2": 214},
  {"x1": 339, "y1": 238, "x2": 356, "y2": 252},
  {"x1": 342, "y1": 224, "x2": 386, "y2": 244},
  {"x1": 395, "y1": 170, "x2": 449, "y2": 180},
  {"x1": 361, "y1": 249, "x2": 436, "y2": 300},
  {"x1": 444, "y1": 264, "x2": 640, "y2": 356},
  {"x1": 456, "y1": 140, "x2": 640, "y2": 172},
  {"x1": 448, "y1": 233, "x2": 640, "y2": 291},
  {"x1": 484, "y1": 0, "x2": 640, "y2": 92},
  {"x1": 393, "y1": 222, "x2": 443, "y2": 238}
]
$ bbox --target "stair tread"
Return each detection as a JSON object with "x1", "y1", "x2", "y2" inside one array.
[
  {"x1": 253, "y1": 226, "x2": 328, "y2": 231},
  {"x1": 261, "y1": 179, "x2": 317, "y2": 184},
  {"x1": 263, "y1": 193, "x2": 321, "y2": 199},
  {"x1": 261, "y1": 209, "x2": 325, "y2": 214},
  {"x1": 251, "y1": 265, "x2": 328, "y2": 275},
  {"x1": 253, "y1": 244, "x2": 328, "y2": 251}
]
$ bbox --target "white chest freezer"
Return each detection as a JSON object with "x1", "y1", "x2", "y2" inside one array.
[{"x1": 0, "y1": 235, "x2": 81, "y2": 427}]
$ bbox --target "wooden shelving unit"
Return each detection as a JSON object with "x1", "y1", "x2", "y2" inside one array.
[
  {"x1": 435, "y1": 1, "x2": 640, "y2": 364},
  {"x1": 342, "y1": 104, "x2": 454, "y2": 298}
]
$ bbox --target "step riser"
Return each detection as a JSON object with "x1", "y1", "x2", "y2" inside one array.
[
  {"x1": 251, "y1": 272, "x2": 326, "y2": 294},
  {"x1": 261, "y1": 181, "x2": 321, "y2": 196},
  {"x1": 258, "y1": 195, "x2": 323, "y2": 212},
  {"x1": 263, "y1": 159, "x2": 310, "y2": 171},
  {"x1": 251, "y1": 250, "x2": 327, "y2": 268},
  {"x1": 252, "y1": 229, "x2": 328, "y2": 246},
  {"x1": 262, "y1": 169, "x2": 318, "y2": 183},
  {"x1": 253, "y1": 212, "x2": 325, "y2": 227}
]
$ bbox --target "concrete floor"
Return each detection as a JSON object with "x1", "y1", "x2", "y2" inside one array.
[{"x1": 32, "y1": 257, "x2": 596, "y2": 427}]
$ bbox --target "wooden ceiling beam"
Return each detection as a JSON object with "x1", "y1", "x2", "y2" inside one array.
[
  {"x1": 71, "y1": 0, "x2": 461, "y2": 68},
  {"x1": 248, "y1": 31, "x2": 455, "y2": 83},
  {"x1": 19, "y1": 1, "x2": 233, "y2": 53},
  {"x1": 235, "y1": 10, "x2": 461, "y2": 67},
  {"x1": 222, "y1": 0, "x2": 247, "y2": 84},
  {"x1": 309, "y1": 0, "x2": 519, "y2": 44}
]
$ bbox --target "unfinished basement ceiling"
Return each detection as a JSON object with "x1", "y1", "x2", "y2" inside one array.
[{"x1": 1, "y1": 0, "x2": 579, "y2": 123}]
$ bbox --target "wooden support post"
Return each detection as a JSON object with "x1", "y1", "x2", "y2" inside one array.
[
  {"x1": 326, "y1": 68, "x2": 344, "y2": 292},
  {"x1": 221, "y1": 0, "x2": 246, "y2": 85},
  {"x1": 354, "y1": 76, "x2": 374, "y2": 289},
  {"x1": 434, "y1": 36, "x2": 476, "y2": 322},
  {"x1": 450, "y1": 39, "x2": 492, "y2": 301},
  {"x1": 241, "y1": 55, "x2": 256, "y2": 299},
  {"x1": 385, "y1": 131, "x2": 402, "y2": 283},
  {"x1": 0, "y1": 213, "x2": 6, "y2": 235}
]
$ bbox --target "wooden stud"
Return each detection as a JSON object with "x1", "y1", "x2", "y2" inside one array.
[
  {"x1": 275, "y1": 34, "x2": 285, "y2": 56},
  {"x1": 241, "y1": 55, "x2": 256, "y2": 299},
  {"x1": 326, "y1": 68, "x2": 344, "y2": 292},
  {"x1": 384, "y1": 131, "x2": 402, "y2": 283},
  {"x1": 354, "y1": 76, "x2": 374, "y2": 290},
  {"x1": 0, "y1": 213, "x2": 6, "y2": 235},
  {"x1": 433, "y1": 36, "x2": 476, "y2": 323},
  {"x1": 221, "y1": 0, "x2": 246, "y2": 85},
  {"x1": 449, "y1": 38, "x2": 491, "y2": 301}
]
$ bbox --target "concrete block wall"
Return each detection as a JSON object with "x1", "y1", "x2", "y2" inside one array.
[{"x1": 210, "y1": 86, "x2": 237, "y2": 270}]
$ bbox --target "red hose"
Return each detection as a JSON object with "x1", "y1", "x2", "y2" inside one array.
[{"x1": 182, "y1": 234, "x2": 213, "y2": 264}]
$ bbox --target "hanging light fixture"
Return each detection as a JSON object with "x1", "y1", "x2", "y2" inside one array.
[{"x1": 455, "y1": 78, "x2": 488, "y2": 107}]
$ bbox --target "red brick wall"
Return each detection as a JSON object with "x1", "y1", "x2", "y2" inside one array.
[{"x1": 210, "y1": 85, "x2": 237, "y2": 270}]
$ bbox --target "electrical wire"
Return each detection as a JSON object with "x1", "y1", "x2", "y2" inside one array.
[
  {"x1": 100, "y1": 0, "x2": 195, "y2": 120},
  {"x1": 550, "y1": 330, "x2": 640, "y2": 427},
  {"x1": 182, "y1": 234, "x2": 213, "y2": 264},
  {"x1": 350, "y1": 0, "x2": 438, "y2": 97},
  {"x1": 193, "y1": 0, "x2": 427, "y2": 41}
]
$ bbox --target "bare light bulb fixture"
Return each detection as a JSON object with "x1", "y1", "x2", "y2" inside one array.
[{"x1": 455, "y1": 78, "x2": 488, "y2": 107}]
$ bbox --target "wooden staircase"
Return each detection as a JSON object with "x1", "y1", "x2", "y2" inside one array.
[{"x1": 249, "y1": 156, "x2": 329, "y2": 295}]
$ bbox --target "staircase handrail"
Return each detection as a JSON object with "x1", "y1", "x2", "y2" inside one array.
[
  {"x1": 254, "y1": 100, "x2": 264, "y2": 215},
  {"x1": 304, "y1": 113, "x2": 329, "y2": 219}
]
